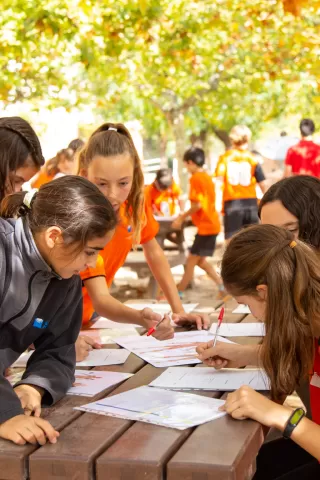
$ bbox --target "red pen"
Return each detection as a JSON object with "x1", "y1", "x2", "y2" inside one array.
[
  {"x1": 213, "y1": 306, "x2": 225, "y2": 346},
  {"x1": 147, "y1": 312, "x2": 171, "y2": 337}
]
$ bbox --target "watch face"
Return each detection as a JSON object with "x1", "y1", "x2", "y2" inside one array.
[{"x1": 290, "y1": 408, "x2": 305, "y2": 425}]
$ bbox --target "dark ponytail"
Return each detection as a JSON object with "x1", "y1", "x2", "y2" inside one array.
[
  {"x1": 1, "y1": 176, "x2": 117, "y2": 249},
  {"x1": 0, "y1": 116, "x2": 44, "y2": 200}
]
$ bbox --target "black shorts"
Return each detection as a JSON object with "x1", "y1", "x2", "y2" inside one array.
[
  {"x1": 190, "y1": 234, "x2": 217, "y2": 257},
  {"x1": 224, "y1": 198, "x2": 259, "y2": 239}
]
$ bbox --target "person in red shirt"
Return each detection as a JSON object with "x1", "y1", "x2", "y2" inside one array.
[
  {"x1": 197, "y1": 176, "x2": 320, "y2": 478},
  {"x1": 172, "y1": 147, "x2": 224, "y2": 296},
  {"x1": 284, "y1": 119, "x2": 320, "y2": 178}
]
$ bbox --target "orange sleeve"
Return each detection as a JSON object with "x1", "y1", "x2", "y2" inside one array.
[
  {"x1": 80, "y1": 254, "x2": 106, "y2": 282},
  {"x1": 215, "y1": 156, "x2": 226, "y2": 177},
  {"x1": 172, "y1": 181, "x2": 182, "y2": 198},
  {"x1": 189, "y1": 176, "x2": 202, "y2": 202},
  {"x1": 140, "y1": 202, "x2": 159, "y2": 244}
]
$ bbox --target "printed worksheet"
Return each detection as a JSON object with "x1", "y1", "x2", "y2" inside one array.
[
  {"x1": 210, "y1": 322, "x2": 265, "y2": 337},
  {"x1": 115, "y1": 331, "x2": 234, "y2": 368},
  {"x1": 75, "y1": 385, "x2": 226, "y2": 430},
  {"x1": 12, "y1": 348, "x2": 130, "y2": 368},
  {"x1": 90, "y1": 318, "x2": 140, "y2": 330},
  {"x1": 76, "y1": 349, "x2": 130, "y2": 367},
  {"x1": 6, "y1": 370, "x2": 24, "y2": 385},
  {"x1": 67, "y1": 370, "x2": 133, "y2": 396},
  {"x1": 150, "y1": 367, "x2": 270, "y2": 391},
  {"x1": 232, "y1": 305, "x2": 251, "y2": 314}
]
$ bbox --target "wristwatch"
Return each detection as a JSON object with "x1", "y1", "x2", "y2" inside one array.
[{"x1": 283, "y1": 407, "x2": 305, "y2": 439}]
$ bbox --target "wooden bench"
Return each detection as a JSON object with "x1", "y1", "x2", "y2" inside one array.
[{"x1": 1, "y1": 298, "x2": 268, "y2": 480}]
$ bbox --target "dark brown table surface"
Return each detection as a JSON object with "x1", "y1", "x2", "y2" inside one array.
[{"x1": 0, "y1": 297, "x2": 266, "y2": 480}]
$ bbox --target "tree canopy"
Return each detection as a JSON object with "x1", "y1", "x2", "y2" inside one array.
[{"x1": 1, "y1": 0, "x2": 319, "y2": 157}]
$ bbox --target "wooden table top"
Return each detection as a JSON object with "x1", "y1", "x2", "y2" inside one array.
[{"x1": 1, "y1": 297, "x2": 266, "y2": 480}]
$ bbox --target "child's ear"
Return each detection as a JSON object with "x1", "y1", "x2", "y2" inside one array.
[
  {"x1": 80, "y1": 168, "x2": 88, "y2": 178},
  {"x1": 256, "y1": 284, "x2": 268, "y2": 301},
  {"x1": 44, "y1": 226, "x2": 63, "y2": 249}
]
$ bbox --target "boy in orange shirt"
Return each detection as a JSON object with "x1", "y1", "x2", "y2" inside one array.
[
  {"x1": 215, "y1": 125, "x2": 267, "y2": 242},
  {"x1": 172, "y1": 147, "x2": 224, "y2": 296},
  {"x1": 145, "y1": 168, "x2": 183, "y2": 216}
]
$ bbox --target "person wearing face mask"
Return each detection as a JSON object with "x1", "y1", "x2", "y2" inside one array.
[{"x1": 74, "y1": 123, "x2": 210, "y2": 360}]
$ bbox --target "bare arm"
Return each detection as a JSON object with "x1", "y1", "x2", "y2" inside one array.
[
  {"x1": 284, "y1": 164, "x2": 293, "y2": 178},
  {"x1": 142, "y1": 238, "x2": 184, "y2": 313},
  {"x1": 258, "y1": 180, "x2": 268, "y2": 194}
]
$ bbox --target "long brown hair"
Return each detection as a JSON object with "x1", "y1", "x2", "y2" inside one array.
[
  {"x1": 221, "y1": 224, "x2": 320, "y2": 399},
  {"x1": 1, "y1": 176, "x2": 117, "y2": 251},
  {"x1": 0, "y1": 116, "x2": 44, "y2": 200},
  {"x1": 78, "y1": 122, "x2": 144, "y2": 245}
]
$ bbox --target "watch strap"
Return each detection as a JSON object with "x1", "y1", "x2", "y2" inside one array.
[{"x1": 283, "y1": 407, "x2": 305, "y2": 439}]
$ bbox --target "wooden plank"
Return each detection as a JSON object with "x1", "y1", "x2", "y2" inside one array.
[
  {"x1": 1, "y1": 353, "x2": 143, "y2": 480},
  {"x1": 29, "y1": 364, "x2": 164, "y2": 480},
  {"x1": 167, "y1": 414, "x2": 264, "y2": 480},
  {"x1": 96, "y1": 369, "x2": 222, "y2": 480}
]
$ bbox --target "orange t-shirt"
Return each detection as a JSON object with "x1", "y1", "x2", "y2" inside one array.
[
  {"x1": 189, "y1": 171, "x2": 220, "y2": 235},
  {"x1": 145, "y1": 181, "x2": 182, "y2": 216},
  {"x1": 31, "y1": 169, "x2": 55, "y2": 189},
  {"x1": 215, "y1": 149, "x2": 260, "y2": 203},
  {"x1": 80, "y1": 202, "x2": 159, "y2": 324}
]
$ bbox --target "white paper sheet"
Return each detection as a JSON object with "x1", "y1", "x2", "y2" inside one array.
[
  {"x1": 76, "y1": 349, "x2": 130, "y2": 367},
  {"x1": 12, "y1": 348, "x2": 130, "y2": 368},
  {"x1": 67, "y1": 370, "x2": 133, "y2": 396},
  {"x1": 75, "y1": 385, "x2": 226, "y2": 430},
  {"x1": 210, "y1": 322, "x2": 265, "y2": 337},
  {"x1": 6, "y1": 371, "x2": 24, "y2": 385},
  {"x1": 90, "y1": 318, "x2": 140, "y2": 330},
  {"x1": 125, "y1": 303, "x2": 198, "y2": 314},
  {"x1": 150, "y1": 367, "x2": 270, "y2": 391},
  {"x1": 79, "y1": 329, "x2": 121, "y2": 343},
  {"x1": 232, "y1": 305, "x2": 251, "y2": 314},
  {"x1": 115, "y1": 331, "x2": 234, "y2": 368}
]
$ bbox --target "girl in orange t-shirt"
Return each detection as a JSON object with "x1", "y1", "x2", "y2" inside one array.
[
  {"x1": 145, "y1": 168, "x2": 183, "y2": 217},
  {"x1": 75, "y1": 123, "x2": 208, "y2": 361}
]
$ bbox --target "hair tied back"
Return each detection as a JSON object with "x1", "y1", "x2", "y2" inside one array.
[
  {"x1": 23, "y1": 189, "x2": 38, "y2": 210},
  {"x1": 108, "y1": 127, "x2": 117, "y2": 132}
]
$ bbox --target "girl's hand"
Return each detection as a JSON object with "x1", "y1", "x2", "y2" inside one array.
[
  {"x1": 0, "y1": 414, "x2": 59, "y2": 445},
  {"x1": 221, "y1": 386, "x2": 292, "y2": 430},
  {"x1": 14, "y1": 384, "x2": 44, "y2": 417},
  {"x1": 76, "y1": 335, "x2": 101, "y2": 362},
  {"x1": 172, "y1": 312, "x2": 210, "y2": 330},
  {"x1": 140, "y1": 309, "x2": 175, "y2": 340},
  {"x1": 196, "y1": 341, "x2": 254, "y2": 368}
]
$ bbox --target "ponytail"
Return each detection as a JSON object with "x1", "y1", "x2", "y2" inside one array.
[
  {"x1": 78, "y1": 122, "x2": 144, "y2": 246},
  {"x1": 0, "y1": 191, "x2": 31, "y2": 218},
  {"x1": 221, "y1": 224, "x2": 320, "y2": 399}
]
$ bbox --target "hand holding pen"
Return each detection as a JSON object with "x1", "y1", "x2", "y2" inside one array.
[{"x1": 147, "y1": 311, "x2": 174, "y2": 340}]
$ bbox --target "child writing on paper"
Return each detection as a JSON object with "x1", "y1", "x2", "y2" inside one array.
[
  {"x1": 197, "y1": 224, "x2": 320, "y2": 478},
  {"x1": 0, "y1": 176, "x2": 116, "y2": 446},
  {"x1": 75, "y1": 123, "x2": 208, "y2": 360},
  {"x1": 172, "y1": 147, "x2": 225, "y2": 298},
  {"x1": 145, "y1": 168, "x2": 183, "y2": 217}
]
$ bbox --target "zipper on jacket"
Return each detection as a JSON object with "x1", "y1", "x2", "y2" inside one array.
[{"x1": 7, "y1": 271, "x2": 41, "y2": 324}]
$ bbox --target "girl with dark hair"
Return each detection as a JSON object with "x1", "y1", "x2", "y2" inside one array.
[
  {"x1": 75, "y1": 123, "x2": 208, "y2": 359},
  {"x1": 198, "y1": 224, "x2": 320, "y2": 478},
  {"x1": 259, "y1": 175, "x2": 320, "y2": 250},
  {"x1": 0, "y1": 176, "x2": 116, "y2": 446},
  {"x1": 0, "y1": 116, "x2": 44, "y2": 199}
]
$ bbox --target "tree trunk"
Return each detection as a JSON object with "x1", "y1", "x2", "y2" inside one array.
[
  {"x1": 212, "y1": 128, "x2": 232, "y2": 150},
  {"x1": 167, "y1": 110, "x2": 188, "y2": 192}
]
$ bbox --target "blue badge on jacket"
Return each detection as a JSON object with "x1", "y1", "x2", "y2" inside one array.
[{"x1": 33, "y1": 318, "x2": 48, "y2": 329}]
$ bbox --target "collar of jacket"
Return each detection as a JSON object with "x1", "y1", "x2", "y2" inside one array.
[{"x1": 15, "y1": 217, "x2": 62, "y2": 280}]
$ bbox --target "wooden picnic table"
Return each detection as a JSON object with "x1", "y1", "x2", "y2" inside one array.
[{"x1": 0, "y1": 297, "x2": 267, "y2": 480}]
